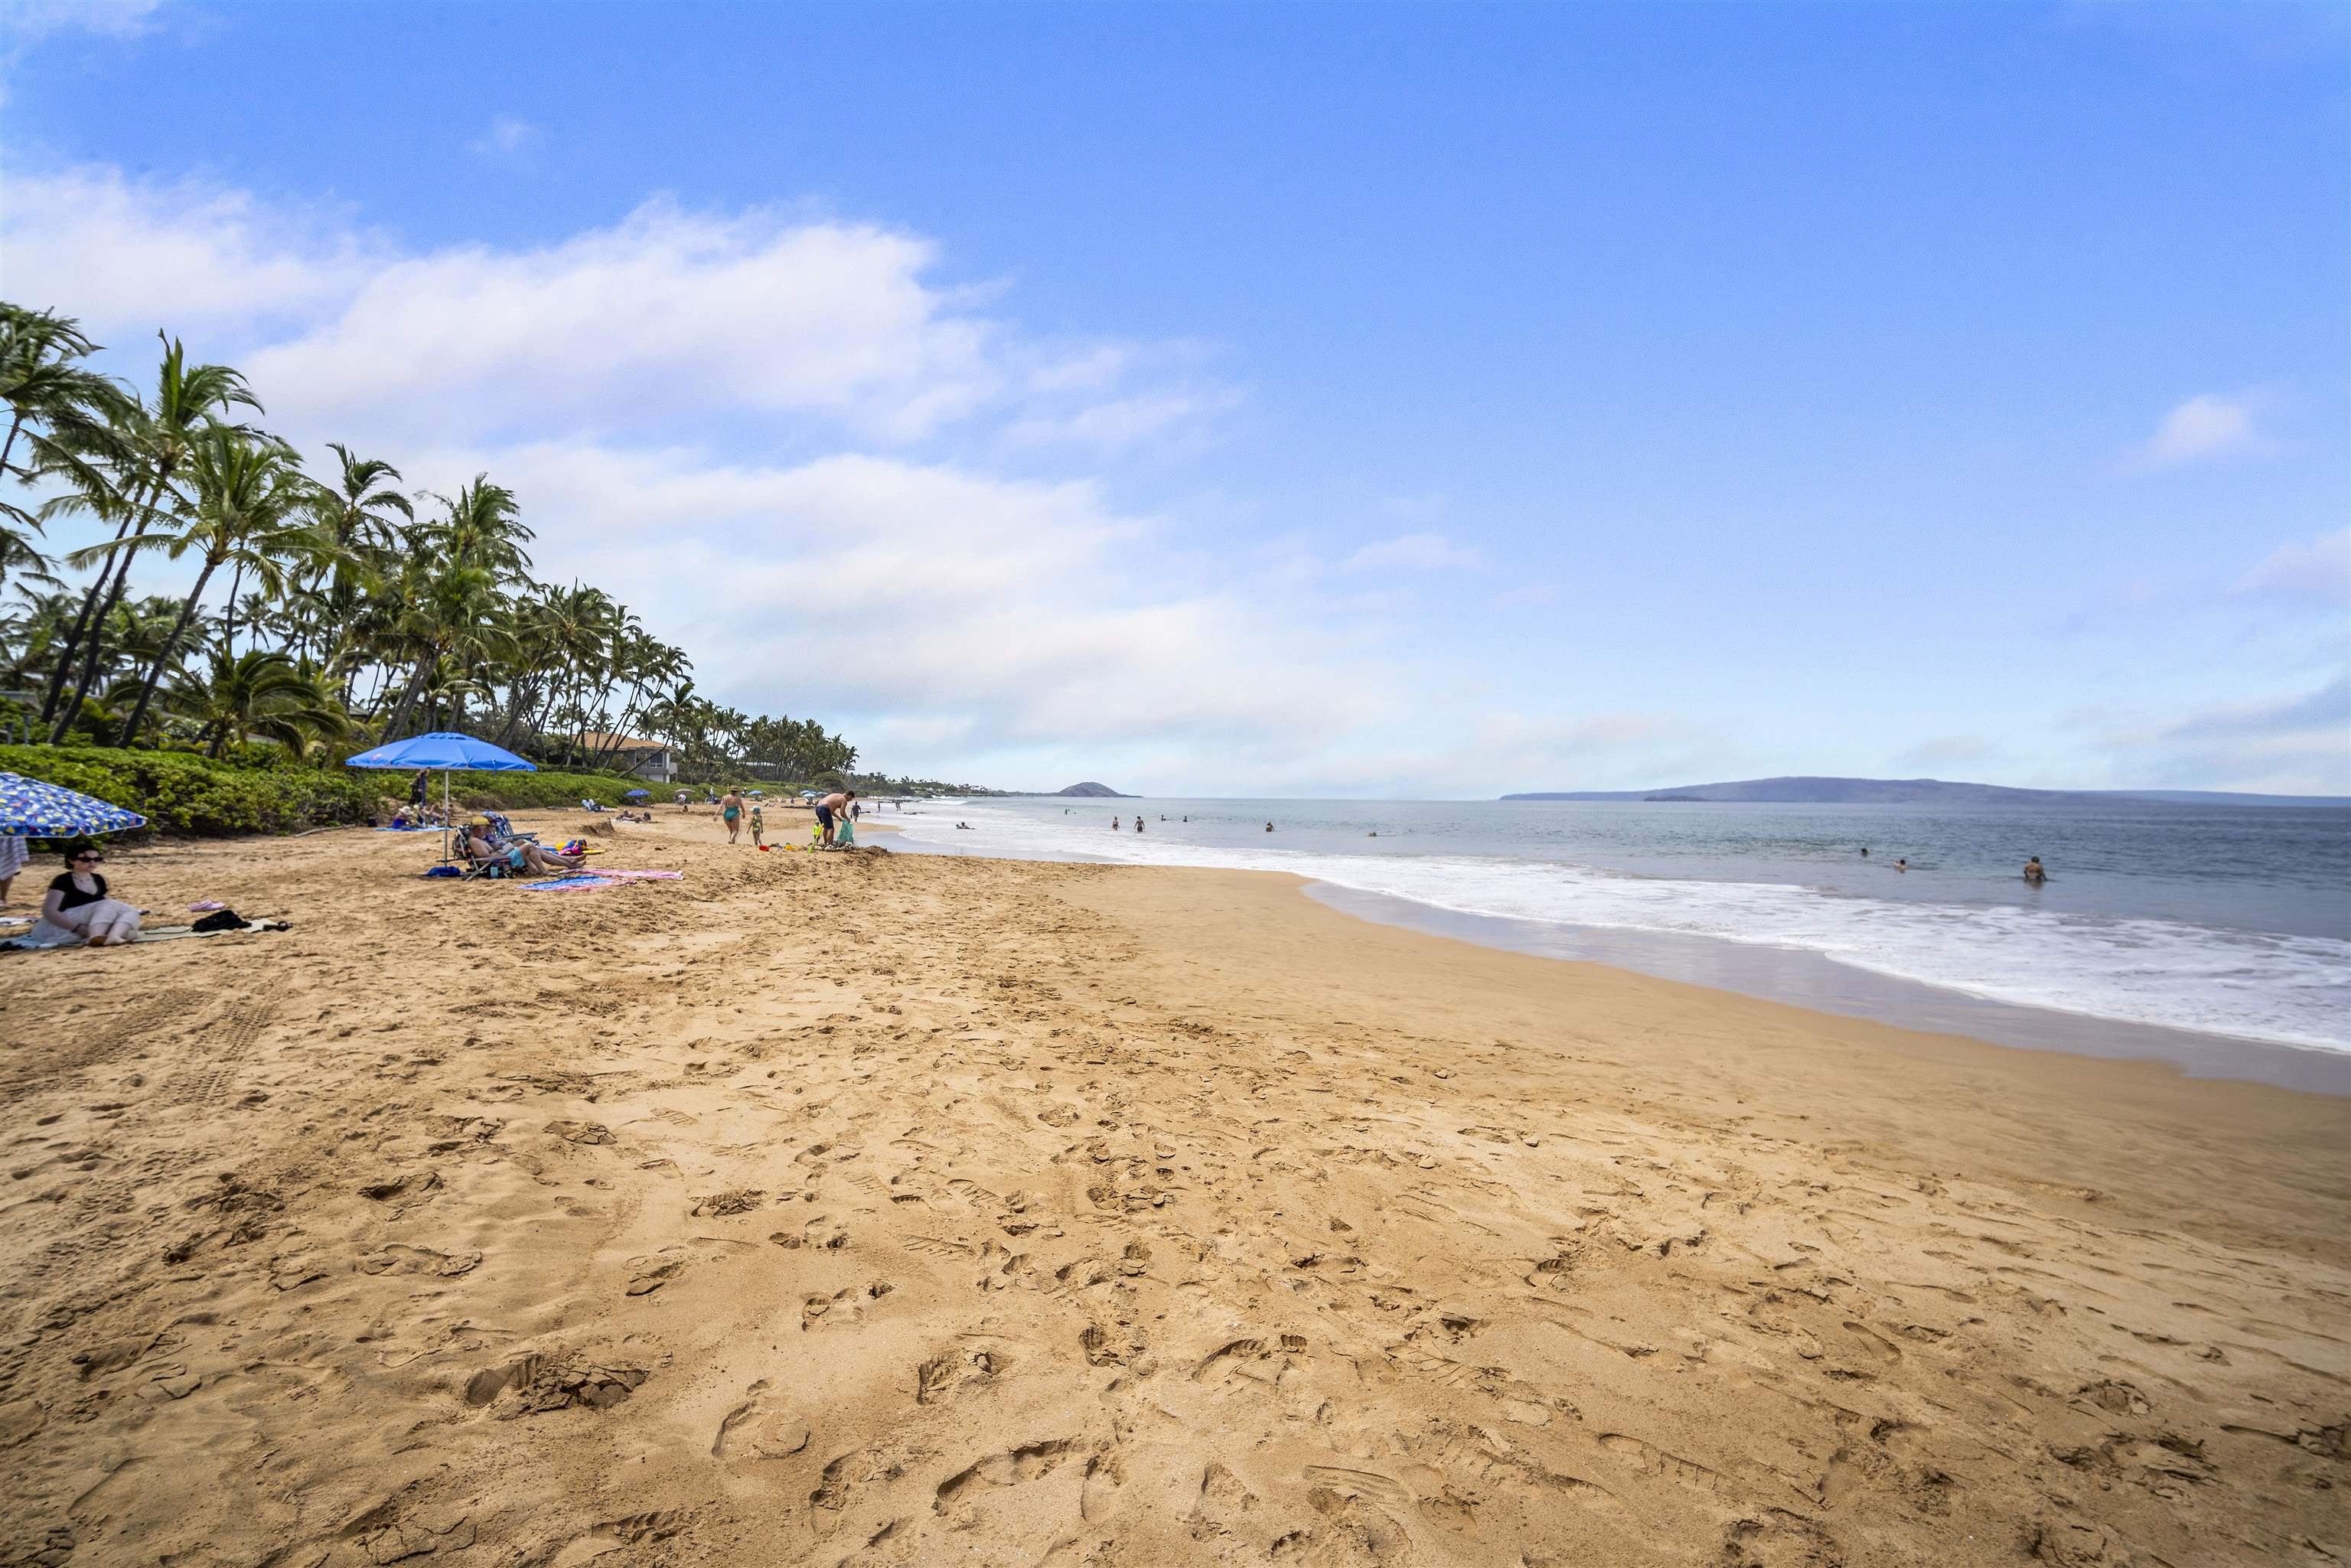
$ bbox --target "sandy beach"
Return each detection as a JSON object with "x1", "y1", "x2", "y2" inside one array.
[{"x1": 1, "y1": 813, "x2": 2344, "y2": 1568}]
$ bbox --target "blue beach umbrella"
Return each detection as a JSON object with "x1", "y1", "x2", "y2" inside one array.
[
  {"x1": 623, "y1": 789, "x2": 650, "y2": 800},
  {"x1": 346, "y1": 732, "x2": 536, "y2": 862},
  {"x1": 0, "y1": 771, "x2": 148, "y2": 838},
  {"x1": 345, "y1": 732, "x2": 538, "y2": 771}
]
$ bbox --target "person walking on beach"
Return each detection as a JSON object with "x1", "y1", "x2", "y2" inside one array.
[
  {"x1": 719, "y1": 789, "x2": 745, "y2": 843},
  {"x1": 409, "y1": 768, "x2": 431, "y2": 812},
  {"x1": 2023, "y1": 856, "x2": 2046, "y2": 884},
  {"x1": 814, "y1": 788, "x2": 856, "y2": 846},
  {"x1": 749, "y1": 801, "x2": 765, "y2": 848}
]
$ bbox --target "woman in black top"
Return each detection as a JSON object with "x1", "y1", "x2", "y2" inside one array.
[{"x1": 37, "y1": 847, "x2": 142, "y2": 947}]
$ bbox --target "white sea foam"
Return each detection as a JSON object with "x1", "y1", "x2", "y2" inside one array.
[{"x1": 895, "y1": 803, "x2": 2351, "y2": 1051}]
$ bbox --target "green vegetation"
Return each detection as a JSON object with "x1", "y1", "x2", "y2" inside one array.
[
  {"x1": 0, "y1": 743, "x2": 664, "y2": 839},
  {"x1": 0, "y1": 302, "x2": 874, "y2": 788},
  {"x1": 0, "y1": 744, "x2": 375, "y2": 838}
]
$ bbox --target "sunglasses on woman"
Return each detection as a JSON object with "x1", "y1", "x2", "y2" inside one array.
[{"x1": 73, "y1": 854, "x2": 103, "y2": 864}]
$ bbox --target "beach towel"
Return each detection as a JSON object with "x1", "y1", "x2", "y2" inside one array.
[{"x1": 517, "y1": 875, "x2": 618, "y2": 892}]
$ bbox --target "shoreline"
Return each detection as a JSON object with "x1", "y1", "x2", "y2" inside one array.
[
  {"x1": 1, "y1": 816, "x2": 2342, "y2": 1565},
  {"x1": 891, "y1": 825, "x2": 2348, "y2": 1092}
]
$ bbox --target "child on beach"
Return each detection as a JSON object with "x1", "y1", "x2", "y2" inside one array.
[{"x1": 749, "y1": 803, "x2": 765, "y2": 847}]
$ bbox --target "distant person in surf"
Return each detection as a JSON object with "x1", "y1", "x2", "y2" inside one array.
[
  {"x1": 2023, "y1": 856, "x2": 2046, "y2": 883},
  {"x1": 1265, "y1": 822, "x2": 1274, "y2": 832},
  {"x1": 1135, "y1": 817, "x2": 1144, "y2": 833},
  {"x1": 814, "y1": 789, "x2": 856, "y2": 846},
  {"x1": 1860, "y1": 846, "x2": 1869, "y2": 857},
  {"x1": 1892, "y1": 858, "x2": 1908, "y2": 872}
]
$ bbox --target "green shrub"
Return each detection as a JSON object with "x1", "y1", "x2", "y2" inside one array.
[
  {"x1": 0, "y1": 744, "x2": 380, "y2": 839},
  {"x1": 0, "y1": 745, "x2": 654, "y2": 837},
  {"x1": 429, "y1": 768, "x2": 644, "y2": 811}
]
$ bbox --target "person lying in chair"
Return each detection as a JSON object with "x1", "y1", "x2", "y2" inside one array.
[{"x1": 464, "y1": 817, "x2": 584, "y2": 876}]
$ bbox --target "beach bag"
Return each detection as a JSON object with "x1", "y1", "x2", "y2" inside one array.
[{"x1": 191, "y1": 908, "x2": 247, "y2": 933}]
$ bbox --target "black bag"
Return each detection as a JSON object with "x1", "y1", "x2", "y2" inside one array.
[{"x1": 191, "y1": 908, "x2": 246, "y2": 933}]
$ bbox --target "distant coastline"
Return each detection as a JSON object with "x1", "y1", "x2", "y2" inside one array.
[{"x1": 1503, "y1": 774, "x2": 2350, "y2": 809}]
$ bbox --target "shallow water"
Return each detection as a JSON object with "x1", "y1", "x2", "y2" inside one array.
[{"x1": 886, "y1": 796, "x2": 2351, "y2": 1074}]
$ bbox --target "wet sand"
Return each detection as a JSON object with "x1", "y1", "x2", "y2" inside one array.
[{"x1": 0, "y1": 813, "x2": 2343, "y2": 1567}]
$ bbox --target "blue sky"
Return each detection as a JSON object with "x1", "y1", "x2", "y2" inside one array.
[{"x1": 5, "y1": 1, "x2": 2346, "y2": 794}]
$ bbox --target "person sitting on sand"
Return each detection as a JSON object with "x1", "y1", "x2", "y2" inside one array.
[
  {"x1": 2023, "y1": 856, "x2": 2046, "y2": 884},
  {"x1": 720, "y1": 789, "x2": 745, "y2": 843},
  {"x1": 814, "y1": 788, "x2": 856, "y2": 846},
  {"x1": 28, "y1": 846, "x2": 142, "y2": 947}
]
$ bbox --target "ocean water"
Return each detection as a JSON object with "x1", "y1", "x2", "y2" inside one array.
[{"x1": 885, "y1": 797, "x2": 2351, "y2": 1060}]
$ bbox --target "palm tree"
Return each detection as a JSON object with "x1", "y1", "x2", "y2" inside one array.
[
  {"x1": 42, "y1": 334, "x2": 261, "y2": 737},
  {"x1": 165, "y1": 647, "x2": 349, "y2": 758},
  {"x1": 71, "y1": 427, "x2": 326, "y2": 743},
  {"x1": 0, "y1": 305, "x2": 131, "y2": 593},
  {"x1": 379, "y1": 558, "x2": 514, "y2": 738}
]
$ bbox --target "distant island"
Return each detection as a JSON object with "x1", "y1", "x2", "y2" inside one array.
[
  {"x1": 1055, "y1": 781, "x2": 1131, "y2": 798},
  {"x1": 1502, "y1": 775, "x2": 2349, "y2": 809}
]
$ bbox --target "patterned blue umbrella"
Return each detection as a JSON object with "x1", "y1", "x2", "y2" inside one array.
[{"x1": 0, "y1": 771, "x2": 148, "y2": 837}]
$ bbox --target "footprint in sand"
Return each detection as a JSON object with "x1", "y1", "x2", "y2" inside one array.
[{"x1": 915, "y1": 1345, "x2": 1007, "y2": 1405}]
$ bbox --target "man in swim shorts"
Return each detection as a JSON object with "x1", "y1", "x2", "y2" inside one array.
[{"x1": 815, "y1": 789, "x2": 856, "y2": 846}]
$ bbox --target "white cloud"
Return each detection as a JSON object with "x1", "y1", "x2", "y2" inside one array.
[
  {"x1": 2127, "y1": 393, "x2": 2274, "y2": 470},
  {"x1": 4, "y1": 0, "x2": 161, "y2": 45},
  {"x1": 4, "y1": 167, "x2": 1218, "y2": 451},
  {"x1": 0, "y1": 164, "x2": 373, "y2": 337},
  {"x1": 1342, "y1": 532, "x2": 1482, "y2": 572},
  {"x1": 2235, "y1": 527, "x2": 2350, "y2": 603},
  {"x1": 468, "y1": 115, "x2": 542, "y2": 167},
  {"x1": 2095, "y1": 676, "x2": 2351, "y2": 795}
]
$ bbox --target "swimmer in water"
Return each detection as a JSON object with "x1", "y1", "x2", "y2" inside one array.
[
  {"x1": 2023, "y1": 856, "x2": 2046, "y2": 883},
  {"x1": 1892, "y1": 858, "x2": 1908, "y2": 872}
]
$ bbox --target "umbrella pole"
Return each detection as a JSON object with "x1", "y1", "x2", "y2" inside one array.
[{"x1": 442, "y1": 769, "x2": 452, "y2": 863}]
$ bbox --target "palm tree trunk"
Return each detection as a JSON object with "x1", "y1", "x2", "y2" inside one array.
[
  {"x1": 223, "y1": 560, "x2": 244, "y2": 655},
  {"x1": 0, "y1": 412, "x2": 23, "y2": 480},
  {"x1": 121, "y1": 556, "x2": 218, "y2": 744},
  {"x1": 39, "y1": 477, "x2": 161, "y2": 727},
  {"x1": 383, "y1": 657, "x2": 430, "y2": 739}
]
